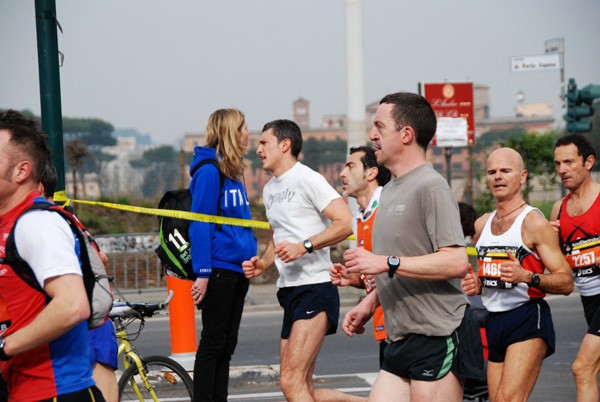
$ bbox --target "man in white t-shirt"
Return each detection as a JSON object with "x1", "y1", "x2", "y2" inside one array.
[{"x1": 243, "y1": 119, "x2": 357, "y2": 402}]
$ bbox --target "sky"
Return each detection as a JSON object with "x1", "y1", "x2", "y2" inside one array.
[{"x1": 1, "y1": 0, "x2": 599, "y2": 146}]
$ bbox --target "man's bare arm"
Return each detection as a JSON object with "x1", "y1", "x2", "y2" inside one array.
[
  {"x1": 501, "y1": 212, "x2": 573, "y2": 295},
  {"x1": 274, "y1": 198, "x2": 353, "y2": 263},
  {"x1": 3, "y1": 274, "x2": 90, "y2": 356},
  {"x1": 345, "y1": 245, "x2": 468, "y2": 281}
]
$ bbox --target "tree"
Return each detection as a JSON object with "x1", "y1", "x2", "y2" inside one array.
[
  {"x1": 64, "y1": 139, "x2": 91, "y2": 213},
  {"x1": 63, "y1": 117, "x2": 116, "y2": 147},
  {"x1": 474, "y1": 128, "x2": 526, "y2": 151},
  {"x1": 504, "y1": 131, "x2": 560, "y2": 202},
  {"x1": 132, "y1": 146, "x2": 181, "y2": 197}
]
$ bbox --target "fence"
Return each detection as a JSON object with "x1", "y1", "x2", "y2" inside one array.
[{"x1": 95, "y1": 233, "x2": 167, "y2": 293}]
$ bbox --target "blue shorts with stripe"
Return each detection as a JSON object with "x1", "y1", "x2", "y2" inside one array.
[{"x1": 486, "y1": 298, "x2": 555, "y2": 363}]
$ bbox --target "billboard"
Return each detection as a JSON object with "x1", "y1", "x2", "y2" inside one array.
[{"x1": 422, "y1": 82, "x2": 475, "y2": 146}]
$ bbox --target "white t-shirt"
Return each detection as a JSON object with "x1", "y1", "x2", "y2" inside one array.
[
  {"x1": 14, "y1": 211, "x2": 82, "y2": 288},
  {"x1": 263, "y1": 162, "x2": 341, "y2": 287}
]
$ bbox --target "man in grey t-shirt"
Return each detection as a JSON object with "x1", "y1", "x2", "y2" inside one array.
[{"x1": 342, "y1": 92, "x2": 484, "y2": 402}]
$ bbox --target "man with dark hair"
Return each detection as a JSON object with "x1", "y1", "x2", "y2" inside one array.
[
  {"x1": 342, "y1": 93, "x2": 485, "y2": 401},
  {"x1": 551, "y1": 133, "x2": 600, "y2": 401},
  {"x1": 37, "y1": 160, "x2": 119, "y2": 402},
  {"x1": 243, "y1": 119, "x2": 358, "y2": 401},
  {"x1": 330, "y1": 145, "x2": 391, "y2": 367},
  {"x1": 0, "y1": 110, "x2": 105, "y2": 401}
]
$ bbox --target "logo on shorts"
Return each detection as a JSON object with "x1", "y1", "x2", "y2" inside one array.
[
  {"x1": 306, "y1": 310, "x2": 315, "y2": 315},
  {"x1": 422, "y1": 369, "x2": 434, "y2": 377}
]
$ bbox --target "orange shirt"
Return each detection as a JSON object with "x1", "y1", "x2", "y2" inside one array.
[{"x1": 356, "y1": 206, "x2": 387, "y2": 342}]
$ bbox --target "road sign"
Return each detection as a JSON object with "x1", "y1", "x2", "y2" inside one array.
[
  {"x1": 545, "y1": 37, "x2": 564, "y2": 54},
  {"x1": 511, "y1": 54, "x2": 561, "y2": 72},
  {"x1": 422, "y1": 82, "x2": 475, "y2": 146}
]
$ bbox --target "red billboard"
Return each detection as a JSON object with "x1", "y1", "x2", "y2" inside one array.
[{"x1": 422, "y1": 82, "x2": 475, "y2": 146}]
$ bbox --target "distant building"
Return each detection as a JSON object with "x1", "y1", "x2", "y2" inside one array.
[
  {"x1": 293, "y1": 97, "x2": 310, "y2": 129},
  {"x1": 183, "y1": 88, "x2": 557, "y2": 200}
]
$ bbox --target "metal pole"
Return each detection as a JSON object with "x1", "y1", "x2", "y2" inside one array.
[
  {"x1": 445, "y1": 147, "x2": 452, "y2": 187},
  {"x1": 35, "y1": 0, "x2": 65, "y2": 192}
]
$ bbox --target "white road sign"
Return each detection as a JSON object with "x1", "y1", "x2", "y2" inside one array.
[
  {"x1": 511, "y1": 54, "x2": 561, "y2": 73},
  {"x1": 435, "y1": 117, "x2": 468, "y2": 147}
]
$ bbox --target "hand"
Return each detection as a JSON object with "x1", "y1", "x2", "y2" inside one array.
[
  {"x1": 461, "y1": 263, "x2": 480, "y2": 296},
  {"x1": 329, "y1": 263, "x2": 362, "y2": 288},
  {"x1": 98, "y1": 250, "x2": 109, "y2": 265},
  {"x1": 548, "y1": 220, "x2": 560, "y2": 235},
  {"x1": 191, "y1": 277, "x2": 209, "y2": 306},
  {"x1": 342, "y1": 300, "x2": 374, "y2": 337},
  {"x1": 500, "y1": 251, "x2": 528, "y2": 284},
  {"x1": 242, "y1": 256, "x2": 264, "y2": 279},
  {"x1": 344, "y1": 247, "x2": 386, "y2": 276},
  {"x1": 274, "y1": 240, "x2": 305, "y2": 263},
  {"x1": 366, "y1": 275, "x2": 377, "y2": 290}
]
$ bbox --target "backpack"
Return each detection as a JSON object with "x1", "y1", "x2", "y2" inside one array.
[
  {"x1": 0, "y1": 201, "x2": 113, "y2": 329},
  {"x1": 155, "y1": 159, "x2": 225, "y2": 281}
]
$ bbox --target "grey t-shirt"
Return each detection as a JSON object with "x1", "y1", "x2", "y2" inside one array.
[{"x1": 373, "y1": 163, "x2": 468, "y2": 341}]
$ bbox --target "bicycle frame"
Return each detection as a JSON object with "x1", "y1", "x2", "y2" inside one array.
[{"x1": 113, "y1": 316, "x2": 161, "y2": 402}]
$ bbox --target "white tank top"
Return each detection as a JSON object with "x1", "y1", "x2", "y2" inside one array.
[{"x1": 476, "y1": 206, "x2": 546, "y2": 312}]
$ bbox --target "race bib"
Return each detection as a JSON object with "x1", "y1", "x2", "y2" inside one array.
[
  {"x1": 565, "y1": 237, "x2": 600, "y2": 278},
  {"x1": 477, "y1": 246, "x2": 515, "y2": 289}
]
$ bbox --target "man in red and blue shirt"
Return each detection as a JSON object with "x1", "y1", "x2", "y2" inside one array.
[{"x1": 0, "y1": 110, "x2": 103, "y2": 402}]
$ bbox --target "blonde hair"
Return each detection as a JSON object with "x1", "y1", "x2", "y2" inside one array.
[{"x1": 205, "y1": 109, "x2": 247, "y2": 179}]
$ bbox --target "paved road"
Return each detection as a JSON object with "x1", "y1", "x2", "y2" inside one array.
[{"x1": 127, "y1": 286, "x2": 589, "y2": 401}]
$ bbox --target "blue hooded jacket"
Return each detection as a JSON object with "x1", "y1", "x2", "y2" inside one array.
[{"x1": 189, "y1": 146, "x2": 257, "y2": 277}]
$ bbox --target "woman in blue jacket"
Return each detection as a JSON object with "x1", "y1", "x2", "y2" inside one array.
[{"x1": 189, "y1": 109, "x2": 257, "y2": 402}]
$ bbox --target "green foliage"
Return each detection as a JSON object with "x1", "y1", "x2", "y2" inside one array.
[
  {"x1": 474, "y1": 190, "x2": 495, "y2": 216},
  {"x1": 503, "y1": 131, "x2": 560, "y2": 202},
  {"x1": 301, "y1": 138, "x2": 347, "y2": 171},
  {"x1": 474, "y1": 128, "x2": 526, "y2": 151},
  {"x1": 63, "y1": 117, "x2": 116, "y2": 146},
  {"x1": 531, "y1": 201, "x2": 555, "y2": 219},
  {"x1": 141, "y1": 146, "x2": 179, "y2": 163}
]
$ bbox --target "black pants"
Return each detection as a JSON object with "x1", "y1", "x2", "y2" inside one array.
[
  {"x1": 37, "y1": 386, "x2": 105, "y2": 402},
  {"x1": 193, "y1": 268, "x2": 249, "y2": 402}
]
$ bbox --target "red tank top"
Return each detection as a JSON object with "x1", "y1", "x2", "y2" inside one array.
[{"x1": 558, "y1": 193, "x2": 600, "y2": 296}]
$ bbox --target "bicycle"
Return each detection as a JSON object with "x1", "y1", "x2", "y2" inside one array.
[{"x1": 110, "y1": 290, "x2": 194, "y2": 401}]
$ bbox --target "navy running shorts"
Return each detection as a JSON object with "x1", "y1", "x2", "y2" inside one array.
[
  {"x1": 277, "y1": 282, "x2": 340, "y2": 339},
  {"x1": 88, "y1": 319, "x2": 119, "y2": 370},
  {"x1": 485, "y1": 298, "x2": 555, "y2": 363}
]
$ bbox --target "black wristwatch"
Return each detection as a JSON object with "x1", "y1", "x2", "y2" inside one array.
[
  {"x1": 303, "y1": 240, "x2": 314, "y2": 254},
  {"x1": 531, "y1": 272, "x2": 541, "y2": 289},
  {"x1": 0, "y1": 337, "x2": 12, "y2": 361},
  {"x1": 388, "y1": 255, "x2": 400, "y2": 278}
]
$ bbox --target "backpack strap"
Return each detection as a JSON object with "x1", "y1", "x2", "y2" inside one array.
[
  {"x1": 3, "y1": 202, "x2": 95, "y2": 305},
  {"x1": 191, "y1": 159, "x2": 226, "y2": 229}
]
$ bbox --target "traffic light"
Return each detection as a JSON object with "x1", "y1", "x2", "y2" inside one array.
[{"x1": 566, "y1": 78, "x2": 600, "y2": 133}]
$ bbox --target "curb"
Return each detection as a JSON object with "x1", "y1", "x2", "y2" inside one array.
[{"x1": 229, "y1": 364, "x2": 281, "y2": 388}]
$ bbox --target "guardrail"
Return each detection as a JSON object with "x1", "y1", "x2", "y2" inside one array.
[{"x1": 95, "y1": 233, "x2": 166, "y2": 293}]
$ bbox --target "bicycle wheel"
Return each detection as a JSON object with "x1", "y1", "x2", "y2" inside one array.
[{"x1": 118, "y1": 355, "x2": 194, "y2": 401}]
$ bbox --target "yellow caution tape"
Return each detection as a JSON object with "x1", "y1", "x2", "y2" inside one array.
[
  {"x1": 53, "y1": 192, "x2": 270, "y2": 230},
  {"x1": 53, "y1": 192, "x2": 479, "y2": 256}
]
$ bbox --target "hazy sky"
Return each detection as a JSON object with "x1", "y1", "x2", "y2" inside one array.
[{"x1": 1, "y1": 1, "x2": 599, "y2": 146}]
